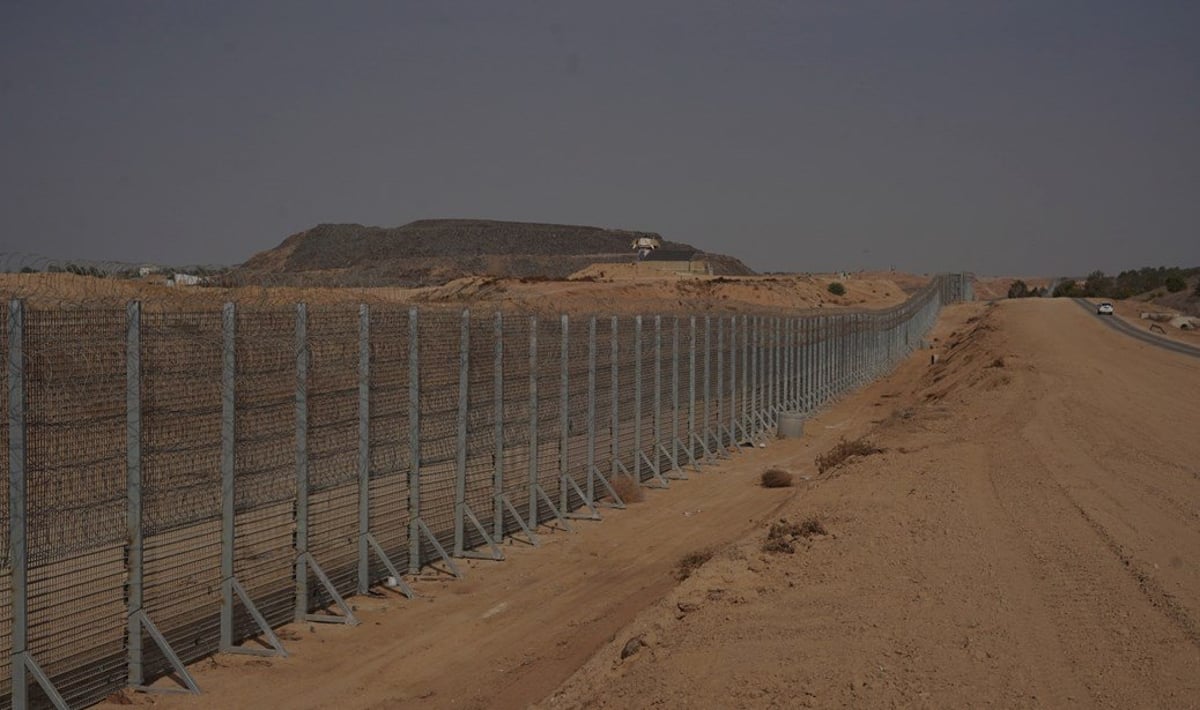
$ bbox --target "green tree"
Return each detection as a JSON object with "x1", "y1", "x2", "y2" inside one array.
[
  {"x1": 827, "y1": 282, "x2": 846, "y2": 296},
  {"x1": 1083, "y1": 270, "x2": 1112, "y2": 298},
  {"x1": 1007, "y1": 280, "x2": 1030, "y2": 299},
  {"x1": 1052, "y1": 279, "x2": 1077, "y2": 298},
  {"x1": 1165, "y1": 276, "x2": 1186, "y2": 293}
]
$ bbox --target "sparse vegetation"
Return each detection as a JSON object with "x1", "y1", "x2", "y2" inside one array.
[
  {"x1": 1050, "y1": 267, "x2": 1200, "y2": 299},
  {"x1": 675, "y1": 548, "x2": 715, "y2": 580},
  {"x1": 1007, "y1": 280, "x2": 1045, "y2": 298},
  {"x1": 760, "y1": 468, "x2": 794, "y2": 488},
  {"x1": 988, "y1": 357, "x2": 1005, "y2": 368},
  {"x1": 815, "y1": 436, "x2": 884, "y2": 475},
  {"x1": 827, "y1": 282, "x2": 846, "y2": 296},
  {"x1": 762, "y1": 517, "x2": 828, "y2": 554},
  {"x1": 609, "y1": 474, "x2": 644, "y2": 504}
]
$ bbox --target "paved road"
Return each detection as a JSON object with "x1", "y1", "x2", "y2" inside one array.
[{"x1": 1073, "y1": 297, "x2": 1200, "y2": 359}]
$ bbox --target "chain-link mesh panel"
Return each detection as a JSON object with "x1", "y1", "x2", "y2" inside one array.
[
  {"x1": 24, "y1": 307, "x2": 127, "y2": 707},
  {"x1": 368, "y1": 306, "x2": 412, "y2": 574},
  {"x1": 0, "y1": 300, "x2": 9, "y2": 699},
  {"x1": 233, "y1": 307, "x2": 296, "y2": 630},
  {"x1": 417, "y1": 310, "x2": 459, "y2": 559},
  {"x1": 614, "y1": 316, "x2": 638, "y2": 479},
  {"x1": 0, "y1": 276, "x2": 961, "y2": 704},
  {"x1": 592, "y1": 317, "x2": 615, "y2": 500},
  {"x1": 558, "y1": 316, "x2": 591, "y2": 512},
  {"x1": 533, "y1": 316, "x2": 562, "y2": 522},
  {"x1": 462, "y1": 310, "x2": 498, "y2": 550},
  {"x1": 306, "y1": 307, "x2": 360, "y2": 596},
  {"x1": 499, "y1": 313, "x2": 532, "y2": 532},
  {"x1": 140, "y1": 310, "x2": 224, "y2": 680}
]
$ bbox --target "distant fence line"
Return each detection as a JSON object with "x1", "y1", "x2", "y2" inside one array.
[{"x1": 0, "y1": 274, "x2": 972, "y2": 709}]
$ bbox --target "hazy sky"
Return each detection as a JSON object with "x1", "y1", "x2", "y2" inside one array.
[{"x1": 2, "y1": 1, "x2": 1197, "y2": 275}]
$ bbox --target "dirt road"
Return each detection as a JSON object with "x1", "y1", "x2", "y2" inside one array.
[
  {"x1": 543, "y1": 298, "x2": 1200, "y2": 709},
  {"x1": 105, "y1": 298, "x2": 1200, "y2": 709}
]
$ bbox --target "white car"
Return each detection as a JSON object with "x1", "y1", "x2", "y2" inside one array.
[{"x1": 1097, "y1": 302, "x2": 1114, "y2": 315}]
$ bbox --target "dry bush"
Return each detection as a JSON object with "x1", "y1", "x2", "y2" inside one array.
[
  {"x1": 609, "y1": 474, "x2": 644, "y2": 504},
  {"x1": 675, "y1": 548, "x2": 715, "y2": 581},
  {"x1": 988, "y1": 356, "x2": 1005, "y2": 368},
  {"x1": 815, "y1": 437, "x2": 884, "y2": 474},
  {"x1": 799, "y1": 518, "x2": 827, "y2": 537},
  {"x1": 760, "y1": 468, "x2": 794, "y2": 488},
  {"x1": 762, "y1": 517, "x2": 828, "y2": 554}
]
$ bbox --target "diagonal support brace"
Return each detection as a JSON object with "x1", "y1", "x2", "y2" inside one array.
[
  {"x1": 414, "y1": 518, "x2": 462, "y2": 578},
  {"x1": 303, "y1": 553, "x2": 359, "y2": 625},
  {"x1": 562, "y1": 474, "x2": 602, "y2": 521},
  {"x1": 132, "y1": 611, "x2": 202, "y2": 695},
  {"x1": 533, "y1": 484, "x2": 572, "y2": 532},
  {"x1": 457, "y1": 504, "x2": 505, "y2": 560},
  {"x1": 499, "y1": 494, "x2": 540, "y2": 546},
  {"x1": 589, "y1": 465, "x2": 626, "y2": 509},
  {"x1": 365, "y1": 533, "x2": 415, "y2": 598},
  {"x1": 657, "y1": 443, "x2": 688, "y2": 479},
  {"x1": 221, "y1": 579, "x2": 289, "y2": 658}
]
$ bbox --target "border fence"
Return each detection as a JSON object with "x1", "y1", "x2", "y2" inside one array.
[{"x1": 1, "y1": 273, "x2": 971, "y2": 708}]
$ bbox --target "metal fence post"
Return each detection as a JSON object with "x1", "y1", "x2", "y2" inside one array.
[
  {"x1": 586, "y1": 316, "x2": 597, "y2": 502},
  {"x1": 610, "y1": 316, "x2": 618, "y2": 480},
  {"x1": 716, "y1": 316, "x2": 724, "y2": 450},
  {"x1": 126, "y1": 301, "x2": 144, "y2": 686},
  {"x1": 559, "y1": 314, "x2": 570, "y2": 512},
  {"x1": 219, "y1": 302, "x2": 236, "y2": 648},
  {"x1": 528, "y1": 315, "x2": 539, "y2": 527},
  {"x1": 741, "y1": 315, "x2": 749, "y2": 437},
  {"x1": 9, "y1": 299, "x2": 28, "y2": 708},
  {"x1": 766, "y1": 317, "x2": 775, "y2": 422},
  {"x1": 687, "y1": 316, "x2": 696, "y2": 456},
  {"x1": 702, "y1": 315, "x2": 711, "y2": 448},
  {"x1": 453, "y1": 309, "x2": 469, "y2": 556},
  {"x1": 633, "y1": 315, "x2": 642, "y2": 480},
  {"x1": 671, "y1": 317, "x2": 680, "y2": 466},
  {"x1": 653, "y1": 315, "x2": 662, "y2": 473},
  {"x1": 294, "y1": 302, "x2": 309, "y2": 622},
  {"x1": 492, "y1": 312, "x2": 504, "y2": 540},
  {"x1": 357, "y1": 304, "x2": 371, "y2": 594},
  {"x1": 728, "y1": 316, "x2": 737, "y2": 441},
  {"x1": 750, "y1": 317, "x2": 759, "y2": 434},
  {"x1": 407, "y1": 307, "x2": 421, "y2": 573}
]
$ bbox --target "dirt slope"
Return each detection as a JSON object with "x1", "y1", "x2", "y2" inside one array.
[
  {"x1": 99, "y1": 298, "x2": 1200, "y2": 709},
  {"x1": 543, "y1": 299, "x2": 1200, "y2": 709}
]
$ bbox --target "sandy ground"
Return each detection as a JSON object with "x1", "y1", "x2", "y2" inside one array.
[
  {"x1": 1100, "y1": 297, "x2": 1200, "y2": 349},
  {"x1": 0, "y1": 271, "x2": 911, "y2": 315},
  {"x1": 99, "y1": 298, "x2": 1200, "y2": 709}
]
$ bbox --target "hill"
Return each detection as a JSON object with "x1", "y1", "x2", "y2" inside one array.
[{"x1": 234, "y1": 219, "x2": 754, "y2": 286}]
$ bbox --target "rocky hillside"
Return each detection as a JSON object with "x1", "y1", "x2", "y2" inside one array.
[{"x1": 234, "y1": 219, "x2": 754, "y2": 286}]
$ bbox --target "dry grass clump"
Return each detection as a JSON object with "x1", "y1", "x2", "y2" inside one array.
[
  {"x1": 609, "y1": 474, "x2": 644, "y2": 504},
  {"x1": 760, "y1": 468, "x2": 794, "y2": 488},
  {"x1": 762, "y1": 517, "x2": 828, "y2": 554},
  {"x1": 815, "y1": 436, "x2": 884, "y2": 475},
  {"x1": 988, "y1": 356, "x2": 1005, "y2": 368},
  {"x1": 675, "y1": 548, "x2": 715, "y2": 581}
]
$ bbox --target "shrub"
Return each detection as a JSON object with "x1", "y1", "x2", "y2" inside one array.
[
  {"x1": 675, "y1": 548, "x2": 714, "y2": 580},
  {"x1": 608, "y1": 474, "x2": 644, "y2": 504},
  {"x1": 815, "y1": 437, "x2": 883, "y2": 474},
  {"x1": 760, "y1": 468, "x2": 794, "y2": 488},
  {"x1": 1052, "y1": 280, "x2": 1077, "y2": 298},
  {"x1": 762, "y1": 517, "x2": 827, "y2": 554},
  {"x1": 1007, "y1": 280, "x2": 1029, "y2": 299},
  {"x1": 1166, "y1": 276, "x2": 1186, "y2": 293},
  {"x1": 827, "y1": 282, "x2": 846, "y2": 296}
]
